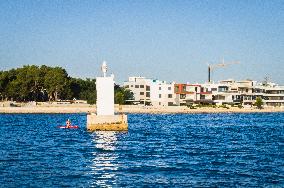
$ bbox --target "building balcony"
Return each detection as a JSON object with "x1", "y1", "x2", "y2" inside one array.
[
  {"x1": 200, "y1": 92, "x2": 212, "y2": 95},
  {"x1": 263, "y1": 94, "x2": 284, "y2": 97},
  {"x1": 213, "y1": 99, "x2": 234, "y2": 103},
  {"x1": 243, "y1": 99, "x2": 254, "y2": 102},
  {"x1": 238, "y1": 91, "x2": 253, "y2": 94},
  {"x1": 233, "y1": 99, "x2": 242, "y2": 103},
  {"x1": 263, "y1": 100, "x2": 284, "y2": 103}
]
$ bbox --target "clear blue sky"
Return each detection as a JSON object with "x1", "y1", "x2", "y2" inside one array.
[{"x1": 0, "y1": 0, "x2": 283, "y2": 84}]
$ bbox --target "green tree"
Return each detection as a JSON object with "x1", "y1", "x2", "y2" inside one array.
[
  {"x1": 0, "y1": 71, "x2": 13, "y2": 100},
  {"x1": 0, "y1": 65, "x2": 136, "y2": 104},
  {"x1": 4, "y1": 68, "x2": 22, "y2": 101},
  {"x1": 85, "y1": 91, "x2": 97, "y2": 104},
  {"x1": 114, "y1": 84, "x2": 134, "y2": 104},
  {"x1": 1, "y1": 65, "x2": 46, "y2": 101},
  {"x1": 255, "y1": 97, "x2": 264, "y2": 109},
  {"x1": 115, "y1": 91, "x2": 124, "y2": 105},
  {"x1": 70, "y1": 78, "x2": 83, "y2": 99},
  {"x1": 44, "y1": 67, "x2": 70, "y2": 101},
  {"x1": 0, "y1": 65, "x2": 72, "y2": 101},
  {"x1": 70, "y1": 78, "x2": 97, "y2": 104},
  {"x1": 123, "y1": 89, "x2": 134, "y2": 104},
  {"x1": 6, "y1": 79, "x2": 21, "y2": 101},
  {"x1": 16, "y1": 65, "x2": 41, "y2": 101}
]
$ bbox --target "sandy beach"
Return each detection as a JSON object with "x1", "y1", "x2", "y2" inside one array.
[{"x1": 0, "y1": 104, "x2": 283, "y2": 114}]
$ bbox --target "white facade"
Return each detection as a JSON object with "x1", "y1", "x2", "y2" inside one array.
[
  {"x1": 263, "y1": 86, "x2": 284, "y2": 106},
  {"x1": 150, "y1": 80, "x2": 176, "y2": 106},
  {"x1": 201, "y1": 80, "x2": 284, "y2": 106},
  {"x1": 124, "y1": 77, "x2": 151, "y2": 105},
  {"x1": 96, "y1": 76, "x2": 114, "y2": 115},
  {"x1": 124, "y1": 77, "x2": 176, "y2": 106},
  {"x1": 174, "y1": 84, "x2": 202, "y2": 106}
]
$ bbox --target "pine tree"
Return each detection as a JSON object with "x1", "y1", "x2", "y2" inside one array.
[{"x1": 255, "y1": 97, "x2": 263, "y2": 109}]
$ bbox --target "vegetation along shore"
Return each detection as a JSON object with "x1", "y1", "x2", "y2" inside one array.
[{"x1": 0, "y1": 65, "x2": 133, "y2": 104}]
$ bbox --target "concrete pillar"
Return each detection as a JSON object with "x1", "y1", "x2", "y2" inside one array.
[{"x1": 96, "y1": 76, "x2": 114, "y2": 115}]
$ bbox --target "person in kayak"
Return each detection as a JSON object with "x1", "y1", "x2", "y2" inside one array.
[{"x1": 66, "y1": 119, "x2": 71, "y2": 128}]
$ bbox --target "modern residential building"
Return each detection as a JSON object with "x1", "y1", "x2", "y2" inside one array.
[
  {"x1": 174, "y1": 83, "x2": 202, "y2": 106},
  {"x1": 124, "y1": 77, "x2": 151, "y2": 105},
  {"x1": 124, "y1": 76, "x2": 284, "y2": 107},
  {"x1": 124, "y1": 77, "x2": 176, "y2": 106},
  {"x1": 200, "y1": 80, "x2": 256, "y2": 105},
  {"x1": 262, "y1": 84, "x2": 284, "y2": 107},
  {"x1": 201, "y1": 79, "x2": 284, "y2": 107}
]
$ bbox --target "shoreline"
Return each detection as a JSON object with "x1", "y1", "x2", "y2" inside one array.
[{"x1": 0, "y1": 106, "x2": 283, "y2": 114}]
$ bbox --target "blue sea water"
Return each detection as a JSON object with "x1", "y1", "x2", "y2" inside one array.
[{"x1": 0, "y1": 113, "x2": 283, "y2": 187}]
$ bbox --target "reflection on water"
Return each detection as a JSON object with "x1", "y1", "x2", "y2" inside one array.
[
  {"x1": 90, "y1": 131, "x2": 118, "y2": 187},
  {"x1": 95, "y1": 131, "x2": 117, "y2": 151}
]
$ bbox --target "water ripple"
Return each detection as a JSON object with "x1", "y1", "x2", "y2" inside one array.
[{"x1": 0, "y1": 113, "x2": 283, "y2": 187}]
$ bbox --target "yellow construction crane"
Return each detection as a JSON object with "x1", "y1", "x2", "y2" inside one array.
[{"x1": 208, "y1": 58, "x2": 239, "y2": 83}]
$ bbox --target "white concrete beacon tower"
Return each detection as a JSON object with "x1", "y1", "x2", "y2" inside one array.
[
  {"x1": 96, "y1": 61, "x2": 114, "y2": 116},
  {"x1": 87, "y1": 61, "x2": 128, "y2": 131}
]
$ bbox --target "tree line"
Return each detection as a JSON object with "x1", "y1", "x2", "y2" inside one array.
[{"x1": 0, "y1": 65, "x2": 133, "y2": 104}]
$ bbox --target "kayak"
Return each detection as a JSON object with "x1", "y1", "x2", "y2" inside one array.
[{"x1": 58, "y1": 125, "x2": 79, "y2": 129}]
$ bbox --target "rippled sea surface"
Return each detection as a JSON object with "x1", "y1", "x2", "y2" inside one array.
[{"x1": 0, "y1": 113, "x2": 283, "y2": 187}]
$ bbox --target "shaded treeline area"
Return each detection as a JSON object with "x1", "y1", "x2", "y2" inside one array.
[{"x1": 0, "y1": 65, "x2": 133, "y2": 104}]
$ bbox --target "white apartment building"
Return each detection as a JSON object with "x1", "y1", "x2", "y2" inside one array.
[
  {"x1": 174, "y1": 83, "x2": 202, "y2": 105},
  {"x1": 124, "y1": 77, "x2": 151, "y2": 105},
  {"x1": 124, "y1": 76, "x2": 284, "y2": 107},
  {"x1": 201, "y1": 80, "x2": 284, "y2": 107},
  {"x1": 124, "y1": 77, "x2": 176, "y2": 106},
  {"x1": 201, "y1": 80, "x2": 256, "y2": 105},
  {"x1": 263, "y1": 85, "x2": 284, "y2": 107}
]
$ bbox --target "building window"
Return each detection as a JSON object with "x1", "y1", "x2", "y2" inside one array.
[
  {"x1": 135, "y1": 85, "x2": 139, "y2": 88},
  {"x1": 168, "y1": 87, "x2": 171, "y2": 90},
  {"x1": 218, "y1": 86, "x2": 228, "y2": 92},
  {"x1": 182, "y1": 86, "x2": 186, "y2": 92},
  {"x1": 140, "y1": 92, "x2": 144, "y2": 95},
  {"x1": 168, "y1": 94, "x2": 172, "y2": 98},
  {"x1": 175, "y1": 86, "x2": 179, "y2": 93},
  {"x1": 216, "y1": 95, "x2": 225, "y2": 100},
  {"x1": 125, "y1": 85, "x2": 129, "y2": 88},
  {"x1": 146, "y1": 86, "x2": 150, "y2": 91},
  {"x1": 146, "y1": 92, "x2": 150, "y2": 97},
  {"x1": 168, "y1": 102, "x2": 174, "y2": 106},
  {"x1": 159, "y1": 102, "x2": 161, "y2": 105},
  {"x1": 130, "y1": 85, "x2": 133, "y2": 87},
  {"x1": 159, "y1": 94, "x2": 162, "y2": 98},
  {"x1": 180, "y1": 94, "x2": 186, "y2": 99},
  {"x1": 159, "y1": 87, "x2": 161, "y2": 90},
  {"x1": 140, "y1": 85, "x2": 144, "y2": 88}
]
